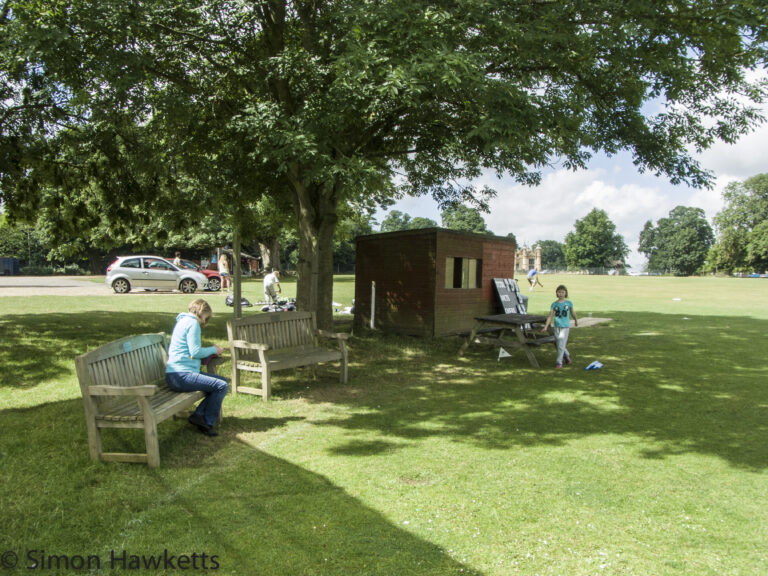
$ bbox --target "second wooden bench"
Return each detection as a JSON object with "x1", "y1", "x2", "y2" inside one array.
[{"x1": 226, "y1": 311, "x2": 349, "y2": 400}]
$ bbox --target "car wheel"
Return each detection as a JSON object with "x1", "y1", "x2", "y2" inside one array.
[
  {"x1": 112, "y1": 278, "x2": 131, "y2": 294},
  {"x1": 179, "y1": 279, "x2": 197, "y2": 294},
  {"x1": 207, "y1": 277, "x2": 221, "y2": 291}
]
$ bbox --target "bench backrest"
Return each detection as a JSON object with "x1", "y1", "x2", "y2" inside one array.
[
  {"x1": 227, "y1": 311, "x2": 316, "y2": 352},
  {"x1": 75, "y1": 333, "x2": 168, "y2": 411}
]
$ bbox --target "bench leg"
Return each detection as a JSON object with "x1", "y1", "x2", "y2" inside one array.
[
  {"x1": 231, "y1": 365, "x2": 240, "y2": 395},
  {"x1": 138, "y1": 398, "x2": 161, "y2": 468},
  {"x1": 82, "y1": 398, "x2": 104, "y2": 462},
  {"x1": 85, "y1": 419, "x2": 104, "y2": 462},
  {"x1": 143, "y1": 419, "x2": 161, "y2": 468},
  {"x1": 514, "y1": 325, "x2": 540, "y2": 369},
  {"x1": 261, "y1": 368, "x2": 272, "y2": 401}
]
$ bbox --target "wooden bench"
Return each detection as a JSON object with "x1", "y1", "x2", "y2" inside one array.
[
  {"x1": 75, "y1": 333, "x2": 209, "y2": 468},
  {"x1": 226, "y1": 311, "x2": 348, "y2": 400}
]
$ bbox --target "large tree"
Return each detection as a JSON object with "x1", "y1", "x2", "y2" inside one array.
[
  {"x1": 638, "y1": 206, "x2": 714, "y2": 275},
  {"x1": 380, "y1": 210, "x2": 413, "y2": 233},
  {"x1": 2, "y1": 1, "x2": 767, "y2": 327},
  {"x1": 536, "y1": 240, "x2": 567, "y2": 270},
  {"x1": 711, "y1": 174, "x2": 768, "y2": 273},
  {"x1": 565, "y1": 208, "x2": 628, "y2": 270}
]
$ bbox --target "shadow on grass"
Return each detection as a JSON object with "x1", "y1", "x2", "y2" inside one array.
[
  {"x1": 288, "y1": 312, "x2": 768, "y2": 471},
  {"x1": 1, "y1": 398, "x2": 479, "y2": 576},
  {"x1": 2, "y1": 309, "x2": 767, "y2": 474},
  {"x1": 0, "y1": 311, "x2": 231, "y2": 389}
]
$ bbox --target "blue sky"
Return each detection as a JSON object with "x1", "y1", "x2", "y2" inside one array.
[{"x1": 376, "y1": 102, "x2": 768, "y2": 271}]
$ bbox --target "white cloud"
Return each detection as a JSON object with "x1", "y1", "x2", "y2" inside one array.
[
  {"x1": 698, "y1": 121, "x2": 768, "y2": 179},
  {"x1": 376, "y1": 103, "x2": 768, "y2": 271}
]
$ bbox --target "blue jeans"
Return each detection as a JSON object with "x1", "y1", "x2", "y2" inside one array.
[{"x1": 165, "y1": 371, "x2": 229, "y2": 427}]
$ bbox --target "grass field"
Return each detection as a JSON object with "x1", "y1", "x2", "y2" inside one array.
[{"x1": 0, "y1": 274, "x2": 766, "y2": 575}]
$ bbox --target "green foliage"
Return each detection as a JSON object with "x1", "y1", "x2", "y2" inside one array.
[
  {"x1": 409, "y1": 216, "x2": 438, "y2": 229},
  {"x1": 440, "y1": 204, "x2": 490, "y2": 234},
  {"x1": 712, "y1": 174, "x2": 768, "y2": 273},
  {"x1": 3, "y1": 0, "x2": 768, "y2": 324},
  {"x1": 379, "y1": 210, "x2": 437, "y2": 232},
  {"x1": 638, "y1": 206, "x2": 714, "y2": 275},
  {"x1": 334, "y1": 213, "x2": 375, "y2": 272},
  {"x1": 0, "y1": 216, "x2": 48, "y2": 265},
  {"x1": 380, "y1": 210, "x2": 413, "y2": 232},
  {"x1": 536, "y1": 239, "x2": 566, "y2": 270},
  {"x1": 564, "y1": 208, "x2": 628, "y2": 269}
]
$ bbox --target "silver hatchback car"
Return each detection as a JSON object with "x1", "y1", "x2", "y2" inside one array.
[{"x1": 106, "y1": 256, "x2": 209, "y2": 294}]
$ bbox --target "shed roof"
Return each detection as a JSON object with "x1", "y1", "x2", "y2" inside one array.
[{"x1": 355, "y1": 227, "x2": 517, "y2": 244}]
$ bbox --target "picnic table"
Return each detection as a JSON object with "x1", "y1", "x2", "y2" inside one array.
[{"x1": 457, "y1": 312, "x2": 552, "y2": 368}]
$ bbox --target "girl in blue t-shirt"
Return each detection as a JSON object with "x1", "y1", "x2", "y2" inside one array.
[{"x1": 541, "y1": 285, "x2": 579, "y2": 368}]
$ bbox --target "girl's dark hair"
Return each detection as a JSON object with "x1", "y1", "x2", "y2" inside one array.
[{"x1": 556, "y1": 284, "x2": 568, "y2": 297}]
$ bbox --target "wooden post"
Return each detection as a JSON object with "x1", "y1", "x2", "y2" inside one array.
[{"x1": 370, "y1": 281, "x2": 376, "y2": 329}]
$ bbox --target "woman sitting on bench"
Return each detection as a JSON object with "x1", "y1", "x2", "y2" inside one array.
[{"x1": 165, "y1": 299, "x2": 228, "y2": 436}]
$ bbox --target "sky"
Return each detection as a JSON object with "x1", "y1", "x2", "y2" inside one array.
[{"x1": 375, "y1": 107, "x2": 768, "y2": 271}]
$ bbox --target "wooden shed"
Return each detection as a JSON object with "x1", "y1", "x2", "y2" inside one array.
[{"x1": 353, "y1": 228, "x2": 517, "y2": 336}]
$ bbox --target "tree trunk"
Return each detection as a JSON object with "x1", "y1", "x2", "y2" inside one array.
[
  {"x1": 292, "y1": 176, "x2": 338, "y2": 330},
  {"x1": 259, "y1": 238, "x2": 280, "y2": 272}
]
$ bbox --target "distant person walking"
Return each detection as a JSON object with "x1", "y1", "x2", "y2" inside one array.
[
  {"x1": 173, "y1": 251, "x2": 182, "y2": 267},
  {"x1": 218, "y1": 252, "x2": 231, "y2": 292},
  {"x1": 527, "y1": 268, "x2": 544, "y2": 292},
  {"x1": 541, "y1": 284, "x2": 578, "y2": 368},
  {"x1": 263, "y1": 269, "x2": 281, "y2": 304}
]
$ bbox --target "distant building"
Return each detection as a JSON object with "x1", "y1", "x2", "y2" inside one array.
[
  {"x1": 354, "y1": 228, "x2": 517, "y2": 337},
  {"x1": 515, "y1": 245, "x2": 542, "y2": 273}
]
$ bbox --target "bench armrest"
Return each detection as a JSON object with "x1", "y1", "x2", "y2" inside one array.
[
  {"x1": 88, "y1": 385, "x2": 159, "y2": 397},
  {"x1": 231, "y1": 339, "x2": 271, "y2": 351},
  {"x1": 316, "y1": 330, "x2": 349, "y2": 341}
]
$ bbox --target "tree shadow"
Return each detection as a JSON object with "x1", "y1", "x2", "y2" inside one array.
[
  {"x1": 295, "y1": 313, "x2": 768, "y2": 471},
  {"x1": 1, "y1": 398, "x2": 480, "y2": 576},
  {"x1": 0, "y1": 311, "x2": 231, "y2": 390}
]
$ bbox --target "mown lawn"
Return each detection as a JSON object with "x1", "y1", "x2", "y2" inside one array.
[{"x1": 0, "y1": 274, "x2": 766, "y2": 575}]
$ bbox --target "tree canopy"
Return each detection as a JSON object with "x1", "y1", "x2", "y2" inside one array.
[
  {"x1": 440, "y1": 205, "x2": 490, "y2": 235},
  {"x1": 536, "y1": 240, "x2": 567, "y2": 270},
  {"x1": 639, "y1": 206, "x2": 714, "y2": 275},
  {"x1": 564, "y1": 209, "x2": 628, "y2": 269},
  {"x1": 379, "y1": 210, "x2": 439, "y2": 232},
  {"x1": 711, "y1": 174, "x2": 768, "y2": 273},
  {"x1": 2, "y1": 0, "x2": 767, "y2": 326}
]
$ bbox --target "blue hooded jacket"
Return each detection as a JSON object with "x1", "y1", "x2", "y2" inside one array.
[{"x1": 165, "y1": 312, "x2": 218, "y2": 373}]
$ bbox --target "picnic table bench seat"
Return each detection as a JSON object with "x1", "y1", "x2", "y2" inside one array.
[
  {"x1": 75, "y1": 332, "x2": 208, "y2": 468},
  {"x1": 227, "y1": 311, "x2": 348, "y2": 400}
]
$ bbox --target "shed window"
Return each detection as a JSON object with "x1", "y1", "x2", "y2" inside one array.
[{"x1": 445, "y1": 257, "x2": 482, "y2": 289}]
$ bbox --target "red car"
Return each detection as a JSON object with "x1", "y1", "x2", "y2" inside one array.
[{"x1": 177, "y1": 259, "x2": 222, "y2": 291}]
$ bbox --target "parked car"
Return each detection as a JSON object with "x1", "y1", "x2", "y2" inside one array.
[
  {"x1": 176, "y1": 259, "x2": 222, "y2": 292},
  {"x1": 106, "y1": 256, "x2": 208, "y2": 294}
]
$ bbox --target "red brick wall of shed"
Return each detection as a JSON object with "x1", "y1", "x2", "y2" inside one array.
[
  {"x1": 354, "y1": 233, "x2": 437, "y2": 336},
  {"x1": 482, "y1": 241, "x2": 517, "y2": 309},
  {"x1": 433, "y1": 234, "x2": 516, "y2": 335}
]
